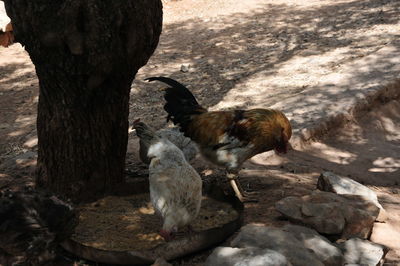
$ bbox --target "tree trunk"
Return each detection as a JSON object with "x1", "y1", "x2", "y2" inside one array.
[{"x1": 4, "y1": 0, "x2": 163, "y2": 202}]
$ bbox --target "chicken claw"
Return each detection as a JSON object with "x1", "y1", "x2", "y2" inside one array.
[{"x1": 227, "y1": 173, "x2": 258, "y2": 203}]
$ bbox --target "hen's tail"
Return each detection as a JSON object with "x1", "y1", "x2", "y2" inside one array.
[
  {"x1": 133, "y1": 120, "x2": 157, "y2": 145},
  {"x1": 145, "y1": 77, "x2": 206, "y2": 132}
]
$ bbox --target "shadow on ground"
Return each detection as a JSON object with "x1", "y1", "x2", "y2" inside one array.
[
  {"x1": 129, "y1": 0, "x2": 400, "y2": 130},
  {"x1": 1, "y1": 0, "x2": 400, "y2": 264}
]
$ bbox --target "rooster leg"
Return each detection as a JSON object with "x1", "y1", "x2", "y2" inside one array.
[{"x1": 226, "y1": 173, "x2": 258, "y2": 203}]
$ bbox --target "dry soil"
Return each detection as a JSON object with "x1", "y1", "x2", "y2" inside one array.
[{"x1": 0, "y1": 0, "x2": 399, "y2": 265}]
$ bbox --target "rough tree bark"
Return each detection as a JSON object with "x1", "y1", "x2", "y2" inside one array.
[{"x1": 4, "y1": 0, "x2": 163, "y2": 202}]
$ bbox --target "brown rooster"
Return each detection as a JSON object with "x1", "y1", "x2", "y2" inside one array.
[{"x1": 146, "y1": 77, "x2": 292, "y2": 202}]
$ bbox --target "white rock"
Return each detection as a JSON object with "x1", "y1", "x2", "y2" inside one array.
[
  {"x1": 339, "y1": 238, "x2": 388, "y2": 266},
  {"x1": 275, "y1": 191, "x2": 380, "y2": 239},
  {"x1": 317, "y1": 171, "x2": 387, "y2": 221},
  {"x1": 180, "y1": 64, "x2": 190, "y2": 72},
  {"x1": 230, "y1": 224, "x2": 324, "y2": 266},
  {"x1": 317, "y1": 172, "x2": 382, "y2": 208},
  {"x1": 282, "y1": 224, "x2": 344, "y2": 266},
  {"x1": 205, "y1": 247, "x2": 290, "y2": 266}
]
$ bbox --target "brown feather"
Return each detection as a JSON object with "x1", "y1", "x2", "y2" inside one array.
[
  {"x1": 184, "y1": 108, "x2": 291, "y2": 154},
  {"x1": 186, "y1": 111, "x2": 236, "y2": 147}
]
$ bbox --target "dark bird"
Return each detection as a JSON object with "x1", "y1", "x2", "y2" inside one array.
[
  {"x1": 0, "y1": 187, "x2": 77, "y2": 265},
  {"x1": 146, "y1": 77, "x2": 292, "y2": 202}
]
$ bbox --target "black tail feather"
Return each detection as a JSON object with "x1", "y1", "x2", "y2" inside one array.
[
  {"x1": 146, "y1": 77, "x2": 206, "y2": 132},
  {"x1": 145, "y1": 77, "x2": 199, "y2": 106}
]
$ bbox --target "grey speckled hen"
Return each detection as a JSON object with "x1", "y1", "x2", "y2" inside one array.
[
  {"x1": 133, "y1": 121, "x2": 202, "y2": 241},
  {"x1": 139, "y1": 127, "x2": 198, "y2": 165}
]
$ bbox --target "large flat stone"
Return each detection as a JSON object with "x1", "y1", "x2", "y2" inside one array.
[
  {"x1": 230, "y1": 224, "x2": 324, "y2": 266},
  {"x1": 317, "y1": 172, "x2": 382, "y2": 207},
  {"x1": 275, "y1": 191, "x2": 380, "y2": 239},
  {"x1": 205, "y1": 247, "x2": 290, "y2": 266},
  {"x1": 282, "y1": 224, "x2": 343, "y2": 266},
  {"x1": 317, "y1": 171, "x2": 387, "y2": 222},
  {"x1": 339, "y1": 238, "x2": 389, "y2": 266}
]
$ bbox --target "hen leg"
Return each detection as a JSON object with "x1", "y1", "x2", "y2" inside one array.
[
  {"x1": 175, "y1": 225, "x2": 196, "y2": 239},
  {"x1": 226, "y1": 172, "x2": 258, "y2": 203}
]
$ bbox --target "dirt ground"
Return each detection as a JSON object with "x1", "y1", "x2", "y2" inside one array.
[{"x1": 1, "y1": 0, "x2": 399, "y2": 265}]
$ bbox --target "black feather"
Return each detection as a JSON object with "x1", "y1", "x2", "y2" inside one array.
[
  {"x1": 146, "y1": 77, "x2": 206, "y2": 133},
  {"x1": 145, "y1": 77, "x2": 199, "y2": 105}
]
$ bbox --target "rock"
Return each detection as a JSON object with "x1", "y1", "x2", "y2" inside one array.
[
  {"x1": 317, "y1": 172, "x2": 387, "y2": 222},
  {"x1": 317, "y1": 172, "x2": 382, "y2": 208},
  {"x1": 301, "y1": 202, "x2": 345, "y2": 234},
  {"x1": 275, "y1": 191, "x2": 379, "y2": 239},
  {"x1": 151, "y1": 257, "x2": 172, "y2": 266},
  {"x1": 205, "y1": 247, "x2": 290, "y2": 266},
  {"x1": 275, "y1": 196, "x2": 303, "y2": 221},
  {"x1": 230, "y1": 224, "x2": 324, "y2": 266},
  {"x1": 139, "y1": 127, "x2": 198, "y2": 164},
  {"x1": 180, "y1": 64, "x2": 190, "y2": 72},
  {"x1": 339, "y1": 238, "x2": 389, "y2": 266},
  {"x1": 282, "y1": 224, "x2": 344, "y2": 266}
]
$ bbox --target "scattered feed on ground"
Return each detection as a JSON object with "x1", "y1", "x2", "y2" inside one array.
[{"x1": 72, "y1": 194, "x2": 238, "y2": 251}]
